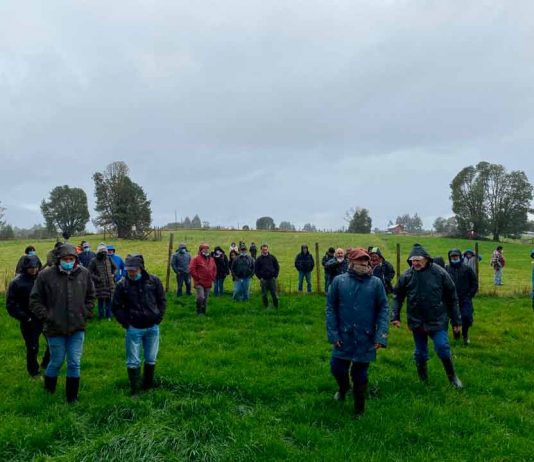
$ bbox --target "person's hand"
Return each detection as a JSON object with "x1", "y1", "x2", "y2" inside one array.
[
  {"x1": 374, "y1": 343, "x2": 384, "y2": 350},
  {"x1": 392, "y1": 320, "x2": 401, "y2": 328},
  {"x1": 334, "y1": 340, "x2": 343, "y2": 348},
  {"x1": 453, "y1": 325, "x2": 461, "y2": 334}
]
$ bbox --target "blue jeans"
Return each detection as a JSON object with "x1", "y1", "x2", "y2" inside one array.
[
  {"x1": 126, "y1": 325, "x2": 160, "y2": 368},
  {"x1": 98, "y1": 298, "x2": 112, "y2": 319},
  {"x1": 298, "y1": 271, "x2": 312, "y2": 292},
  {"x1": 412, "y1": 329, "x2": 451, "y2": 363},
  {"x1": 46, "y1": 331, "x2": 85, "y2": 378},
  {"x1": 176, "y1": 272, "x2": 192, "y2": 295},
  {"x1": 214, "y1": 277, "x2": 226, "y2": 296},
  {"x1": 233, "y1": 278, "x2": 251, "y2": 301},
  {"x1": 494, "y1": 268, "x2": 503, "y2": 285}
]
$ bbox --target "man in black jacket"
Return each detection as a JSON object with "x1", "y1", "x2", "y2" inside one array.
[
  {"x1": 7, "y1": 256, "x2": 50, "y2": 377},
  {"x1": 255, "y1": 244, "x2": 280, "y2": 308},
  {"x1": 369, "y1": 247, "x2": 395, "y2": 294},
  {"x1": 230, "y1": 243, "x2": 255, "y2": 301},
  {"x1": 392, "y1": 244, "x2": 463, "y2": 388},
  {"x1": 112, "y1": 255, "x2": 166, "y2": 394},
  {"x1": 295, "y1": 245, "x2": 315, "y2": 293},
  {"x1": 446, "y1": 249, "x2": 478, "y2": 345}
]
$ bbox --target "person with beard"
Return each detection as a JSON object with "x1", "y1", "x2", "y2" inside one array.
[
  {"x1": 326, "y1": 248, "x2": 389, "y2": 416},
  {"x1": 30, "y1": 244, "x2": 95, "y2": 403},
  {"x1": 254, "y1": 244, "x2": 280, "y2": 308},
  {"x1": 88, "y1": 243, "x2": 117, "y2": 320},
  {"x1": 369, "y1": 247, "x2": 395, "y2": 294},
  {"x1": 212, "y1": 246, "x2": 230, "y2": 296},
  {"x1": 189, "y1": 243, "x2": 217, "y2": 315},
  {"x1": 446, "y1": 249, "x2": 478, "y2": 345},
  {"x1": 171, "y1": 243, "x2": 192, "y2": 296},
  {"x1": 112, "y1": 255, "x2": 166, "y2": 394},
  {"x1": 324, "y1": 248, "x2": 349, "y2": 292},
  {"x1": 392, "y1": 244, "x2": 463, "y2": 388},
  {"x1": 15, "y1": 245, "x2": 43, "y2": 274},
  {"x1": 7, "y1": 256, "x2": 50, "y2": 377}
]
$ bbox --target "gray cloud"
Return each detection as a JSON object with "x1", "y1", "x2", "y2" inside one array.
[{"x1": 1, "y1": 1, "x2": 533, "y2": 231}]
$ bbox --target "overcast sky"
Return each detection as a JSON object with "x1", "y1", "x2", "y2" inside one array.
[{"x1": 1, "y1": 0, "x2": 533, "y2": 231}]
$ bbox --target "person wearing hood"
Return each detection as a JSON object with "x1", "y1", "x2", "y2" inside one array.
[
  {"x1": 446, "y1": 249, "x2": 478, "y2": 345},
  {"x1": 88, "y1": 243, "x2": 118, "y2": 320},
  {"x1": 324, "y1": 248, "x2": 349, "y2": 292},
  {"x1": 7, "y1": 255, "x2": 50, "y2": 377},
  {"x1": 171, "y1": 243, "x2": 192, "y2": 296},
  {"x1": 369, "y1": 247, "x2": 395, "y2": 294},
  {"x1": 295, "y1": 245, "x2": 315, "y2": 293},
  {"x1": 249, "y1": 242, "x2": 258, "y2": 260},
  {"x1": 189, "y1": 243, "x2": 217, "y2": 315},
  {"x1": 78, "y1": 242, "x2": 96, "y2": 268},
  {"x1": 112, "y1": 255, "x2": 166, "y2": 394},
  {"x1": 107, "y1": 245, "x2": 126, "y2": 282},
  {"x1": 43, "y1": 241, "x2": 63, "y2": 269},
  {"x1": 326, "y1": 248, "x2": 389, "y2": 416},
  {"x1": 392, "y1": 243, "x2": 463, "y2": 388},
  {"x1": 211, "y1": 246, "x2": 230, "y2": 296},
  {"x1": 15, "y1": 245, "x2": 43, "y2": 274},
  {"x1": 254, "y1": 244, "x2": 280, "y2": 308},
  {"x1": 322, "y1": 247, "x2": 336, "y2": 291},
  {"x1": 30, "y1": 244, "x2": 95, "y2": 402},
  {"x1": 463, "y1": 249, "x2": 481, "y2": 275},
  {"x1": 230, "y1": 243, "x2": 255, "y2": 301}
]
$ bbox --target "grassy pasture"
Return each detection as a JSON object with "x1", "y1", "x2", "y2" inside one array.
[
  {"x1": 0, "y1": 293, "x2": 532, "y2": 461},
  {"x1": 0, "y1": 231, "x2": 533, "y2": 295}
]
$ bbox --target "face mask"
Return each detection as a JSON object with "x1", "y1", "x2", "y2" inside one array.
[
  {"x1": 60, "y1": 260, "x2": 75, "y2": 271},
  {"x1": 128, "y1": 272, "x2": 142, "y2": 281},
  {"x1": 27, "y1": 251, "x2": 36, "y2": 257},
  {"x1": 202, "y1": 251, "x2": 210, "y2": 257},
  {"x1": 240, "y1": 251, "x2": 247, "y2": 256},
  {"x1": 179, "y1": 248, "x2": 186, "y2": 253},
  {"x1": 215, "y1": 251, "x2": 222, "y2": 257},
  {"x1": 451, "y1": 258, "x2": 461, "y2": 264},
  {"x1": 350, "y1": 262, "x2": 370, "y2": 275}
]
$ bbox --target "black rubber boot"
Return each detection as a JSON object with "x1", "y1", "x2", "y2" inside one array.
[
  {"x1": 127, "y1": 367, "x2": 141, "y2": 395},
  {"x1": 143, "y1": 364, "x2": 155, "y2": 390},
  {"x1": 196, "y1": 299, "x2": 203, "y2": 315},
  {"x1": 416, "y1": 362, "x2": 429, "y2": 382},
  {"x1": 353, "y1": 382, "x2": 368, "y2": 416},
  {"x1": 441, "y1": 357, "x2": 463, "y2": 389},
  {"x1": 262, "y1": 296, "x2": 269, "y2": 308},
  {"x1": 462, "y1": 326, "x2": 470, "y2": 345},
  {"x1": 44, "y1": 375, "x2": 57, "y2": 393},
  {"x1": 333, "y1": 375, "x2": 350, "y2": 401},
  {"x1": 453, "y1": 330, "x2": 461, "y2": 341},
  {"x1": 66, "y1": 377, "x2": 80, "y2": 403}
]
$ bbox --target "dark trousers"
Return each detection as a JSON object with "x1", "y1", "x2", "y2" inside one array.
[
  {"x1": 97, "y1": 298, "x2": 112, "y2": 319},
  {"x1": 176, "y1": 272, "x2": 192, "y2": 296},
  {"x1": 20, "y1": 320, "x2": 50, "y2": 376},
  {"x1": 330, "y1": 357, "x2": 369, "y2": 392},
  {"x1": 260, "y1": 278, "x2": 279, "y2": 307}
]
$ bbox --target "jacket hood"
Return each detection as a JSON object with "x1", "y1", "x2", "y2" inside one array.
[
  {"x1": 369, "y1": 247, "x2": 384, "y2": 259},
  {"x1": 213, "y1": 246, "x2": 224, "y2": 253},
  {"x1": 56, "y1": 244, "x2": 78, "y2": 261},
  {"x1": 198, "y1": 243, "x2": 210, "y2": 255},
  {"x1": 300, "y1": 245, "x2": 309, "y2": 253},
  {"x1": 447, "y1": 248, "x2": 462, "y2": 264},
  {"x1": 21, "y1": 255, "x2": 40, "y2": 270},
  {"x1": 407, "y1": 243, "x2": 432, "y2": 265},
  {"x1": 433, "y1": 256, "x2": 446, "y2": 268},
  {"x1": 463, "y1": 249, "x2": 475, "y2": 257}
]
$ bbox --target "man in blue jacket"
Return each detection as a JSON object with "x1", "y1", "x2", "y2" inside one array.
[{"x1": 326, "y1": 248, "x2": 389, "y2": 416}]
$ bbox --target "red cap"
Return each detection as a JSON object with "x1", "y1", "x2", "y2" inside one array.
[{"x1": 347, "y1": 247, "x2": 370, "y2": 261}]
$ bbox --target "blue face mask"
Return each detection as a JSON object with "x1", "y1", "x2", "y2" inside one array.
[
  {"x1": 451, "y1": 258, "x2": 461, "y2": 264},
  {"x1": 128, "y1": 272, "x2": 142, "y2": 281},
  {"x1": 60, "y1": 260, "x2": 75, "y2": 271},
  {"x1": 27, "y1": 251, "x2": 36, "y2": 257}
]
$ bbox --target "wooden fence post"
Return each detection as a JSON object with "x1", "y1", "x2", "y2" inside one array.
[
  {"x1": 396, "y1": 243, "x2": 401, "y2": 283},
  {"x1": 475, "y1": 242, "x2": 480, "y2": 284},
  {"x1": 165, "y1": 233, "x2": 174, "y2": 293},
  {"x1": 315, "y1": 242, "x2": 321, "y2": 293}
]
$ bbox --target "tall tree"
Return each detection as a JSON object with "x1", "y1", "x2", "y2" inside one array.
[
  {"x1": 191, "y1": 214, "x2": 202, "y2": 228},
  {"x1": 279, "y1": 221, "x2": 296, "y2": 231},
  {"x1": 450, "y1": 162, "x2": 533, "y2": 240},
  {"x1": 256, "y1": 216, "x2": 276, "y2": 230},
  {"x1": 347, "y1": 208, "x2": 372, "y2": 233},
  {"x1": 93, "y1": 161, "x2": 152, "y2": 239},
  {"x1": 40, "y1": 185, "x2": 90, "y2": 236},
  {"x1": 302, "y1": 223, "x2": 317, "y2": 232},
  {"x1": 0, "y1": 201, "x2": 5, "y2": 228},
  {"x1": 183, "y1": 216, "x2": 192, "y2": 228},
  {"x1": 433, "y1": 216, "x2": 458, "y2": 236},
  {"x1": 396, "y1": 213, "x2": 423, "y2": 233}
]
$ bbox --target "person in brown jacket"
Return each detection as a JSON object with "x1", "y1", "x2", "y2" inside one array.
[
  {"x1": 87, "y1": 243, "x2": 117, "y2": 320},
  {"x1": 189, "y1": 243, "x2": 217, "y2": 315},
  {"x1": 30, "y1": 244, "x2": 95, "y2": 402}
]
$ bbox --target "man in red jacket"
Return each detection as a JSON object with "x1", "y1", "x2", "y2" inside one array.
[{"x1": 189, "y1": 243, "x2": 217, "y2": 315}]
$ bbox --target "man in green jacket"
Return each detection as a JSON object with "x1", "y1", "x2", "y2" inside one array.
[{"x1": 30, "y1": 244, "x2": 95, "y2": 402}]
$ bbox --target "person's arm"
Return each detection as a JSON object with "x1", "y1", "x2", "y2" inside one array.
[
  {"x1": 391, "y1": 273, "x2": 407, "y2": 325},
  {"x1": 254, "y1": 258, "x2": 261, "y2": 279},
  {"x1": 111, "y1": 283, "x2": 128, "y2": 328},
  {"x1": 374, "y1": 281, "x2": 390, "y2": 348},
  {"x1": 171, "y1": 254, "x2": 178, "y2": 273},
  {"x1": 467, "y1": 266, "x2": 478, "y2": 298},
  {"x1": 189, "y1": 258, "x2": 198, "y2": 281},
  {"x1": 6, "y1": 280, "x2": 28, "y2": 321},
  {"x1": 155, "y1": 277, "x2": 167, "y2": 320},
  {"x1": 84, "y1": 272, "x2": 96, "y2": 318},
  {"x1": 29, "y1": 274, "x2": 49, "y2": 321},
  {"x1": 325, "y1": 278, "x2": 341, "y2": 346},
  {"x1": 310, "y1": 255, "x2": 315, "y2": 272},
  {"x1": 273, "y1": 256, "x2": 280, "y2": 279},
  {"x1": 87, "y1": 260, "x2": 101, "y2": 284},
  {"x1": 443, "y1": 271, "x2": 461, "y2": 327}
]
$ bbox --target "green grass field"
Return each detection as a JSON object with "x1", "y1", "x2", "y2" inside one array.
[{"x1": 0, "y1": 232, "x2": 533, "y2": 461}]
